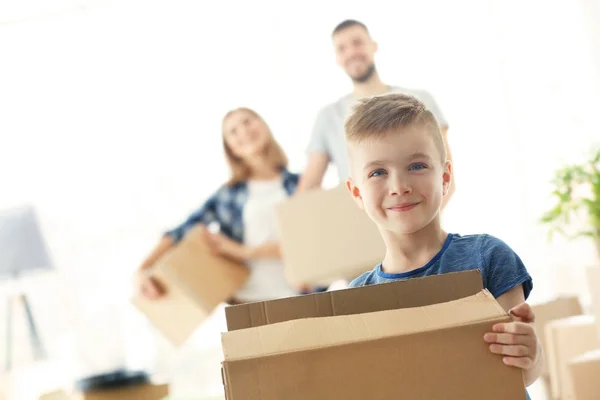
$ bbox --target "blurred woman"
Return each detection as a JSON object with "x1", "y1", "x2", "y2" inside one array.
[{"x1": 137, "y1": 107, "x2": 308, "y2": 303}]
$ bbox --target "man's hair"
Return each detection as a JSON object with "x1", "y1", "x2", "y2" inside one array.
[
  {"x1": 332, "y1": 19, "x2": 369, "y2": 36},
  {"x1": 345, "y1": 93, "x2": 446, "y2": 162}
]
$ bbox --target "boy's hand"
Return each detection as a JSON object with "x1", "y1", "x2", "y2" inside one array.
[{"x1": 484, "y1": 302, "x2": 541, "y2": 370}]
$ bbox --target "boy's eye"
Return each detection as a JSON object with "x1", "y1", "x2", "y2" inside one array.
[
  {"x1": 408, "y1": 163, "x2": 428, "y2": 171},
  {"x1": 368, "y1": 169, "x2": 387, "y2": 178}
]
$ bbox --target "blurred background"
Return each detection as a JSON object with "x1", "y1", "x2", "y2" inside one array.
[{"x1": 1, "y1": 0, "x2": 600, "y2": 399}]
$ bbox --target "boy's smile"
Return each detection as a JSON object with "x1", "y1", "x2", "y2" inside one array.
[{"x1": 386, "y1": 202, "x2": 420, "y2": 212}]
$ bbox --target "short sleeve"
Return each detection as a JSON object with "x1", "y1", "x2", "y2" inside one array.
[
  {"x1": 418, "y1": 90, "x2": 448, "y2": 128},
  {"x1": 306, "y1": 107, "x2": 332, "y2": 154},
  {"x1": 164, "y1": 192, "x2": 219, "y2": 244},
  {"x1": 348, "y1": 268, "x2": 379, "y2": 288},
  {"x1": 481, "y1": 235, "x2": 533, "y2": 300}
]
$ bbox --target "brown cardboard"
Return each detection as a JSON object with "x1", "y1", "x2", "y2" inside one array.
[
  {"x1": 132, "y1": 226, "x2": 249, "y2": 345},
  {"x1": 223, "y1": 290, "x2": 505, "y2": 359},
  {"x1": 569, "y1": 349, "x2": 600, "y2": 400},
  {"x1": 221, "y1": 290, "x2": 526, "y2": 399},
  {"x1": 587, "y1": 267, "x2": 600, "y2": 339},
  {"x1": 275, "y1": 184, "x2": 385, "y2": 285},
  {"x1": 531, "y1": 296, "x2": 583, "y2": 378},
  {"x1": 221, "y1": 271, "x2": 527, "y2": 399},
  {"x1": 545, "y1": 315, "x2": 600, "y2": 399},
  {"x1": 75, "y1": 383, "x2": 168, "y2": 400},
  {"x1": 225, "y1": 269, "x2": 484, "y2": 331},
  {"x1": 39, "y1": 384, "x2": 169, "y2": 400}
]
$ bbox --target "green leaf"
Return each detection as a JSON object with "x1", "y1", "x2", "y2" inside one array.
[{"x1": 541, "y1": 146, "x2": 600, "y2": 243}]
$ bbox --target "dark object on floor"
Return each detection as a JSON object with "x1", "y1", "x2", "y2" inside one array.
[{"x1": 75, "y1": 369, "x2": 150, "y2": 392}]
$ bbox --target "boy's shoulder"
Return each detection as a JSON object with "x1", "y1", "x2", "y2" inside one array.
[
  {"x1": 447, "y1": 233, "x2": 512, "y2": 253},
  {"x1": 446, "y1": 233, "x2": 532, "y2": 299},
  {"x1": 450, "y1": 233, "x2": 513, "y2": 258},
  {"x1": 349, "y1": 268, "x2": 379, "y2": 288},
  {"x1": 348, "y1": 233, "x2": 521, "y2": 289}
]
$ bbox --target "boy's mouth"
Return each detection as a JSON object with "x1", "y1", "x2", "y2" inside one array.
[{"x1": 387, "y1": 202, "x2": 419, "y2": 212}]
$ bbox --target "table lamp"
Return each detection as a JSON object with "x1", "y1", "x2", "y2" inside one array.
[{"x1": 0, "y1": 205, "x2": 54, "y2": 371}]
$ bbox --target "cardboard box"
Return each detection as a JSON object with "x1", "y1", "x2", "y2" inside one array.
[
  {"x1": 569, "y1": 349, "x2": 600, "y2": 400},
  {"x1": 221, "y1": 270, "x2": 528, "y2": 399},
  {"x1": 275, "y1": 184, "x2": 385, "y2": 286},
  {"x1": 587, "y1": 267, "x2": 600, "y2": 338},
  {"x1": 545, "y1": 315, "x2": 600, "y2": 399},
  {"x1": 225, "y1": 269, "x2": 483, "y2": 331},
  {"x1": 39, "y1": 384, "x2": 168, "y2": 400},
  {"x1": 531, "y1": 296, "x2": 583, "y2": 378},
  {"x1": 132, "y1": 226, "x2": 249, "y2": 346},
  {"x1": 76, "y1": 383, "x2": 168, "y2": 400}
]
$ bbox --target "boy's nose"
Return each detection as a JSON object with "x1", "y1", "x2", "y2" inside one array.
[{"x1": 389, "y1": 177, "x2": 412, "y2": 196}]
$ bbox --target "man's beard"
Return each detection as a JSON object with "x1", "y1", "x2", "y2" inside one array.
[{"x1": 351, "y1": 63, "x2": 377, "y2": 83}]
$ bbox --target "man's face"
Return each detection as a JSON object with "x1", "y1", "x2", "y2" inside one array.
[{"x1": 332, "y1": 25, "x2": 378, "y2": 83}]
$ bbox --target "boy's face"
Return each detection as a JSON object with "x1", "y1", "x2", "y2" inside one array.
[{"x1": 346, "y1": 125, "x2": 452, "y2": 235}]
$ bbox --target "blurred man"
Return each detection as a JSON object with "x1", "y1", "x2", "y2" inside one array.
[{"x1": 298, "y1": 19, "x2": 454, "y2": 207}]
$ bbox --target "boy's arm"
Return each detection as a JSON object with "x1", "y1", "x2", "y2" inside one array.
[{"x1": 492, "y1": 285, "x2": 544, "y2": 387}]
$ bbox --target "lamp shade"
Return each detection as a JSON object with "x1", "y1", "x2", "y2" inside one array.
[{"x1": 0, "y1": 205, "x2": 53, "y2": 279}]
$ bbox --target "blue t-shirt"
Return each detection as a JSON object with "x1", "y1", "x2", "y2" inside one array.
[
  {"x1": 350, "y1": 233, "x2": 533, "y2": 300},
  {"x1": 350, "y1": 233, "x2": 533, "y2": 400}
]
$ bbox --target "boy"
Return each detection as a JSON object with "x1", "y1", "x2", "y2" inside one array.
[{"x1": 344, "y1": 94, "x2": 541, "y2": 395}]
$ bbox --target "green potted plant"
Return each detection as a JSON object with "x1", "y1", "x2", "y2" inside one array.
[{"x1": 541, "y1": 147, "x2": 600, "y2": 258}]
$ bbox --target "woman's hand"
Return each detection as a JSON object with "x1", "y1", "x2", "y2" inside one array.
[
  {"x1": 135, "y1": 269, "x2": 165, "y2": 300},
  {"x1": 135, "y1": 235, "x2": 174, "y2": 300}
]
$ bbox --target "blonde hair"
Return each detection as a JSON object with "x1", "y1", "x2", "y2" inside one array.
[
  {"x1": 222, "y1": 107, "x2": 288, "y2": 186},
  {"x1": 345, "y1": 93, "x2": 446, "y2": 162}
]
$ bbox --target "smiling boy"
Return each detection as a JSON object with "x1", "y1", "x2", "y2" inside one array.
[{"x1": 345, "y1": 94, "x2": 541, "y2": 395}]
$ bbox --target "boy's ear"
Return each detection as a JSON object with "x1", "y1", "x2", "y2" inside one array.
[
  {"x1": 442, "y1": 161, "x2": 452, "y2": 195},
  {"x1": 345, "y1": 178, "x2": 365, "y2": 210}
]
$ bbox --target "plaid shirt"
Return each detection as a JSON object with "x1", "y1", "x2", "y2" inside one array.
[{"x1": 165, "y1": 169, "x2": 300, "y2": 244}]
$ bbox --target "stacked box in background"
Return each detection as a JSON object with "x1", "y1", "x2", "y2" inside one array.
[
  {"x1": 569, "y1": 349, "x2": 600, "y2": 400},
  {"x1": 536, "y1": 266, "x2": 600, "y2": 399},
  {"x1": 562, "y1": 267, "x2": 600, "y2": 400},
  {"x1": 587, "y1": 267, "x2": 600, "y2": 339},
  {"x1": 545, "y1": 315, "x2": 599, "y2": 399},
  {"x1": 531, "y1": 295, "x2": 583, "y2": 393}
]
